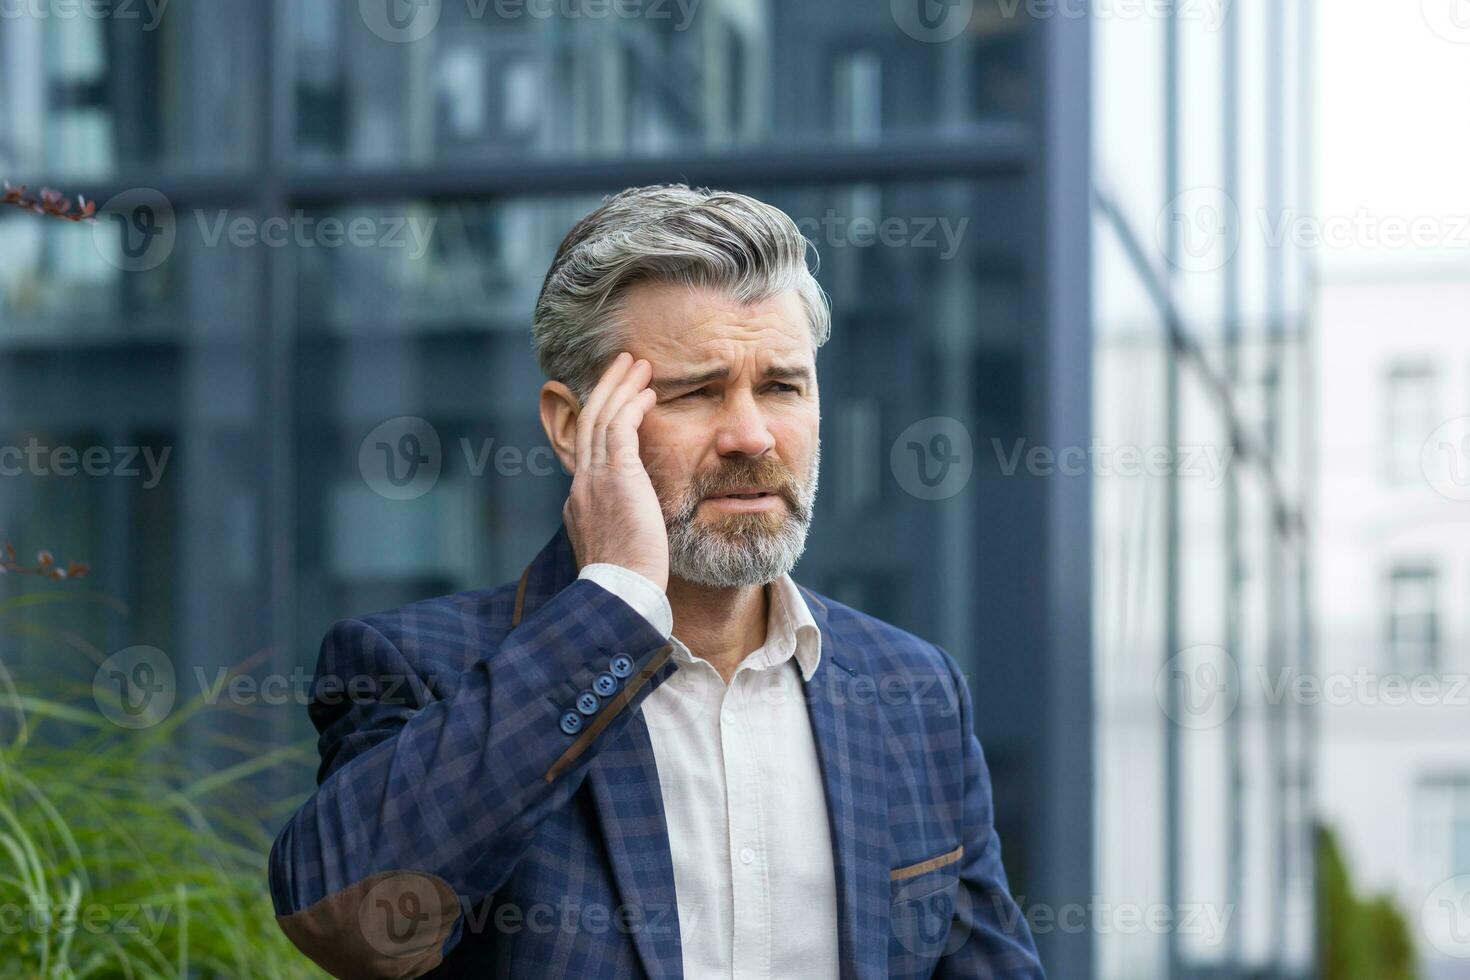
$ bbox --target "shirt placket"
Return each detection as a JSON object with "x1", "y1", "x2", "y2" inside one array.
[{"x1": 720, "y1": 667, "x2": 770, "y2": 979}]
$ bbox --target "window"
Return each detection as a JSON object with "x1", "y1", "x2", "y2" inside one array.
[
  {"x1": 1383, "y1": 363, "x2": 1438, "y2": 486},
  {"x1": 1386, "y1": 565, "x2": 1440, "y2": 674},
  {"x1": 1416, "y1": 776, "x2": 1470, "y2": 886}
]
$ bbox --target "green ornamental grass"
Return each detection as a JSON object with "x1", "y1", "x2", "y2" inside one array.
[{"x1": 0, "y1": 549, "x2": 326, "y2": 978}]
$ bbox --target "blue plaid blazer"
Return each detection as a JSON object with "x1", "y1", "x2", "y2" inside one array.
[{"x1": 268, "y1": 523, "x2": 1044, "y2": 978}]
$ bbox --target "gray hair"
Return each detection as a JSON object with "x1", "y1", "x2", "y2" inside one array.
[{"x1": 532, "y1": 184, "x2": 831, "y2": 403}]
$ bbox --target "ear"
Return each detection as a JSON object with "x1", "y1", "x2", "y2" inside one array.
[{"x1": 539, "y1": 380, "x2": 581, "y2": 474}]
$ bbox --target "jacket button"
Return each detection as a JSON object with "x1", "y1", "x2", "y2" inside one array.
[
  {"x1": 609, "y1": 653, "x2": 635, "y2": 678},
  {"x1": 559, "y1": 710, "x2": 583, "y2": 735},
  {"x1": 576, "y1": 691, "x2": 600, "y2": 715},
  {"x1": 593, "y1": 672, "x2": 619, "y2": 697}
]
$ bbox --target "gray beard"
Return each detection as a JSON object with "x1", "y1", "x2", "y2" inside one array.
[{"x1": 662, "y1": 444, "x2": 820, "y2": 589}]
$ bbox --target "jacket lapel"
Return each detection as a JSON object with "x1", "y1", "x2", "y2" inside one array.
[
  {"x1": 511, "y1": 524, "x2": 683, "y2": 979},
  {"x1": 585, "y1": 720, "x2": 682, "y2": 979},
  {"x1": 797, "y1": 585, "x2": 891, "y2": 980}
]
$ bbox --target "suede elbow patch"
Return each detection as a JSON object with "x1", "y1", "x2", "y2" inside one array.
[{"x1": 276, "y1": 869, "x2": 460, "y2": 979}]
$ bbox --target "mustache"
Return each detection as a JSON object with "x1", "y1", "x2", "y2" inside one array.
[
  {"x1": 694, "y1": 467, "x2": 795, "y2": 501},
  {"x1": 673, "y1": 475, "x2": 811, "y2": 528}
]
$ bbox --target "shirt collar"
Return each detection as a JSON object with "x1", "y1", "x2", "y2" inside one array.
[
  {"x1": 667, "y1": 574, "x2": 823, "y2": 682},
  {"x1": 769, "y1": 572, "x2": 823, "y2": 681}
]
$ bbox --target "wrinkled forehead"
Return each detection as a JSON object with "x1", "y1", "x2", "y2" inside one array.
[{"x1": 619, "y1": 282, "x2": 814, "y2": 371}]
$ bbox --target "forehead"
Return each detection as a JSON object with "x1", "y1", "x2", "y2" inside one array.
[{"x1": 618, "y1": 281, "x2": 813, "y2": 366}]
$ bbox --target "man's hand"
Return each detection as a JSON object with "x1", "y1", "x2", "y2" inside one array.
[{"x1": 563, "y1": 351, "x2": 670, "y2": 592}]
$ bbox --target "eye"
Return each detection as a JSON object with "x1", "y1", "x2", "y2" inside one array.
[
  {"x1": 770, "y1": 383, "x2": 801, "y2": 394},
  {"x1": 678, "y1": 386, "x2": 713, "y2": 400}
]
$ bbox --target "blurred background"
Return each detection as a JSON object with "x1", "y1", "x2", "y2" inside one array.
[{"x1": 0, "y1": 0, "x2": 1464, "y2": 976}]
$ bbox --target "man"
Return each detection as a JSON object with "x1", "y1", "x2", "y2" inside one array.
[{"x1": 268, "y1": 184, "x2": 1044, "y2": 978}]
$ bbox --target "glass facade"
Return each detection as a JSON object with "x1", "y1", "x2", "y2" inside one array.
[
  {"x1": 1092, "y1": 1, "x2": 1314, "y2": 978},
  {"x1": 290, "y1": 2, "x2": 1031, "y2": 166}
]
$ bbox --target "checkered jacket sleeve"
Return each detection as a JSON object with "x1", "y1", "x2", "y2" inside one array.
[{"x1": 266, "y1": 579, "x2": 674, "y2": 978}]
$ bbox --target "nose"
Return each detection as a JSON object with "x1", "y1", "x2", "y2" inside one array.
[{"x1": 712, "y1": 386, "x2": 776, "y2": 459}]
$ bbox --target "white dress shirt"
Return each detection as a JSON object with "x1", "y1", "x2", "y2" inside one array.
[{"x1": 577, "y1": 562, "x2": 840, "y2": 980}]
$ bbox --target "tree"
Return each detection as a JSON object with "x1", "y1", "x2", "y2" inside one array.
[{"x1": 1317, "y1": 822, "x2": 1420, "y2": 980}]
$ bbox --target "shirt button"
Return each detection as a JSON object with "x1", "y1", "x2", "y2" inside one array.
[
  {"x1": 593, "y1": 672, "x2": 619, "y2": 697},
  {"x1": 576, "y1": 691, "x2": 600, "y2": 715},
  {"x1": 559, "y1": 710, "x2": 583, "y2": 735},
  {"x1": 609, "y1": 653, "x2": 635, "y2": 678},
  {"x1": 739, "y1": 847, "x2": 755, "y2": 865}
]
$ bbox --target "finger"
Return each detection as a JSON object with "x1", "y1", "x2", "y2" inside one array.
[
  {"x1": 592, "y1": 358, "x2": 651, "y2": 470},
  {"x1": 605, "y1": 387, "x2": 657, "y2": 479},
  {"x1": 577, "y1": 351, "x2": 631, "y2": 468},
  {"x1": 577, "y1": 352, "x2": 633, "y2": 473}
]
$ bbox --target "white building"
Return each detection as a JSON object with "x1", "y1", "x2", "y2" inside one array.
[
  {"x1": 1313, "y1": 4, "x2": 1470, "y2": 974},
  {"x1": 1314, "y1": 258, "x2": 1470, "y2": 978}
]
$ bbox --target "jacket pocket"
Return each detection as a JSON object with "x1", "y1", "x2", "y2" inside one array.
[
  {"x1": 890, "y1": 844, "x2": 964, "y2": 884},
  {"x1": 890, "y1": 845, "x2": 964, "y2": 960}
]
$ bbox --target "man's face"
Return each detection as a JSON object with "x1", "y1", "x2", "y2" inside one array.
[{"x1": 618, "y1": 281, "x2": 821, "y2": 589}]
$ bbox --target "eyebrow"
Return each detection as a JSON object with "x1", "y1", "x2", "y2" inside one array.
[{"x1": 650, "y1": 364, "x2": 814, "y2": 397}]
